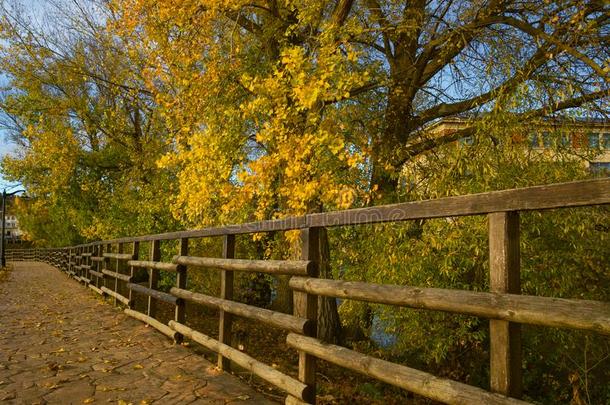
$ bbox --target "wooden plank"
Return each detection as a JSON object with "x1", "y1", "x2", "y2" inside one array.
[
  {"x1": 286, "y1": 334, "x2": 529, "y2": 405},
  {"x1": 127, "y1": 283, "x2": 179, "y2": 305},
  {"x1": 127, "y1": 260, "x2": 178, "y2": 272},
  {"x1": 169, "y1": 321, "x2": 311, "y2": 401},
  {"x1": 171, "y1": 287, "x2": 313, "y2": 334},
  {"x1": 289, "y1": 277, "x2": 610, "y2": 334},
  {"x1": 100, "y1": 286, "x2": 130, "y2": 306},
  {"x1": 173, "y1": 256, "x2": 314, "y2": 276},
  {"x1": 71, "y1": 179, "x2": 610, "y2": 245},
  {"x1": 124, "y1": 308, "x2": 179, "y2": 340},
  {"x1": 101, "y1": 269, "x2": 132, "y2": 282},
  {"x1": 103, "y1": 252, "x2": 134, "y2": 260},
  {"x1": 102, "y1": 217, "x2": 308, "y2": 244},
  {"x1": 285, "y1": 396, "x2": 308, "y2": 405},
  {"x1": 489, "y1": 212, "x2": 522, "y2": 398},
  {"x1": 218, "y1": 234, "x2": 235, "y2": 371},
  {"x1": 308, "y1": 178, "x2": 610, "y2": 227},
  {"x1": 88, "y1": 284, "x2": 105, "y2": 295}
]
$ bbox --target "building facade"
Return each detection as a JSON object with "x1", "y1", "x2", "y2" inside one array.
[
  {"x1": 424, "y1": 117, "x2": 610, "y2": 172},
  {"x1": 4, "y1": 213, "x2": 23, "y2": 243}
]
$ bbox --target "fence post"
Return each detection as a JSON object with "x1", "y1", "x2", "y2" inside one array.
[
  {"x1": 218, "y1": 234, "x2": 235, "y2": 370},
  {"x1": 85, "y1": 246, "x2": 90, "y2": 282},
  {"x1": 293, "y1": 227, "x2": 320, "y2": 404},
  {"x1": 128, "y1": 241, "x2": 139, "y2": 308},
  {"x1": 148, "y1": 239, "x2": 160, "y2": 317},
  {"x1": 94, "y1": 244, "x2": 100, "y2": 287},
  {"x1": 175, "y1": 237, "x2": 188, "y2": 342},
  {"x1": 114, "y1": 243, "x2": 124, "y2": 305},
  {"x1": 104, "y1": 243, "x2": 111, "y2": 290},
  {"x1": 77, "y1": 247, "x2": 83, "y2": 278},
  {"x1": 488, "y1": 211, "x2": 522, "y2": 398}
]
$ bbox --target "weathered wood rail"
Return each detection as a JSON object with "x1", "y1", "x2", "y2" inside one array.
[{"x1": 5, "y1": 178, "x2": 610, "y2": 404}]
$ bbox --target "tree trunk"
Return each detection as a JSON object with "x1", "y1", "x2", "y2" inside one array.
[
  {"x1": 257, "y1": 232, "x2": 294, "y2": 315},
  {"x1": 273, "y1": 274, "x2": 293, "y2": 314},
  {"x1": 316, "y1": 227, "x2": 342, "y2": 344}
]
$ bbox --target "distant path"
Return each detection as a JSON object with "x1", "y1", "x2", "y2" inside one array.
[{"x1": 0, "y1": 262, "x2": 275, "y2": 404}]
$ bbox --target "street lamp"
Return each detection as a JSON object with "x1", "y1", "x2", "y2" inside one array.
[{"x1": 1, "y1": 188, "x2": 25, "y2": 267}]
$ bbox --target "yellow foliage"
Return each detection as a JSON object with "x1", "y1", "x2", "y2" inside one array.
[{"x1": 110, "y1": 0, "x2": 372, "y2": 228}]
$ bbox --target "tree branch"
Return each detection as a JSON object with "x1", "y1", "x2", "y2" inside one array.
[
  {"x1": 331, "y1": 0, "x2": 355, "y2": 27},
  {"x1": 416, "y1": 46, "x2": 553, "y2": 123}
]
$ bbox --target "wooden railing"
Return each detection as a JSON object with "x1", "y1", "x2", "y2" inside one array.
[{"x1": 6, "y1": 178, "x2": 610, "y2": 405}]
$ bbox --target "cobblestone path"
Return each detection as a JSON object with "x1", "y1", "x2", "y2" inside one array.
[{"x1": 0, "y1": 262, "x2": 275, "y2": 405}]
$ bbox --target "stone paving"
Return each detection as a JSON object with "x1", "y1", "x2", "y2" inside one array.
[{"x1": 0, "y1": 262, "x2": 276, "y2": 405}]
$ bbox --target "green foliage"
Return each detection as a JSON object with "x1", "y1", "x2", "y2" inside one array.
[{"x1": 331, "y1": 129, "x2": 609, "y2": 403}]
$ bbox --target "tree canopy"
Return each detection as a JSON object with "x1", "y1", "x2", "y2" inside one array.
[
  {"x1": 111, "y1": 0, "x2": 609, "y2": 223},
  {"x1": 1, "y1": 0, "x2": 607, "y2": 234}
]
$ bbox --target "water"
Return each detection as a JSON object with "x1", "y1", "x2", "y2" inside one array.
[{"x1": 370, "y1": 314, "x2": 397, "y2": 348}]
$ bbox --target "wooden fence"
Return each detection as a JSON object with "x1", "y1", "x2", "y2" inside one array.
[{"x1": 5, "y1": 178, "x2": 610, "y2": 405}]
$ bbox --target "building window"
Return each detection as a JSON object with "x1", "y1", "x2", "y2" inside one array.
[
  {"x1": 591, "y1": 162, "x2": 610, "y2": 173},
  {"x1": 542, "y1": 132, "x2": 552, "y2": 148},
  {"x1": 603, "y1": 133, "x2": 610, "y2": 150},
  {"x1": 588, "y1": 132, "x2": 600, "y2": 148},
  {"x1": 529, "y1": 133, "x2": 540, "y2": 147}
]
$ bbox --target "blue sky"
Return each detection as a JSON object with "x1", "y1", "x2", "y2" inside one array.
[
  {"x1": 0, "y1": 133, "x2": 17, "y2": 189},
  {"x1": 0, "y1": 0, "x2": 53, "y2": 189}
]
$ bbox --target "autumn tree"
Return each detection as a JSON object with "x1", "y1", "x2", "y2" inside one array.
[
  {"x1": 110, "y1": 0, "x2": 608, "y2": 342},
  {"x1": 0, "y1": 0, "x2": 178, "y2": 243}
]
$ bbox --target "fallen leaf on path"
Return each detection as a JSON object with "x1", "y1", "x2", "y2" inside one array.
[{"x1": 46, "y1": 361, "x2": 59, "y2": 371}]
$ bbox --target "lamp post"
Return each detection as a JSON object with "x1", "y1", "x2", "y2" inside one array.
[{"x1": 1, "y1": 188, "x2": 25, "y2": 267}]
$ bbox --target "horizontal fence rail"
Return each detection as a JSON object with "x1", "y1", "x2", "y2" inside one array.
[{"x1": 5, "y1": 178, "x2": 610, "y2": 405}]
